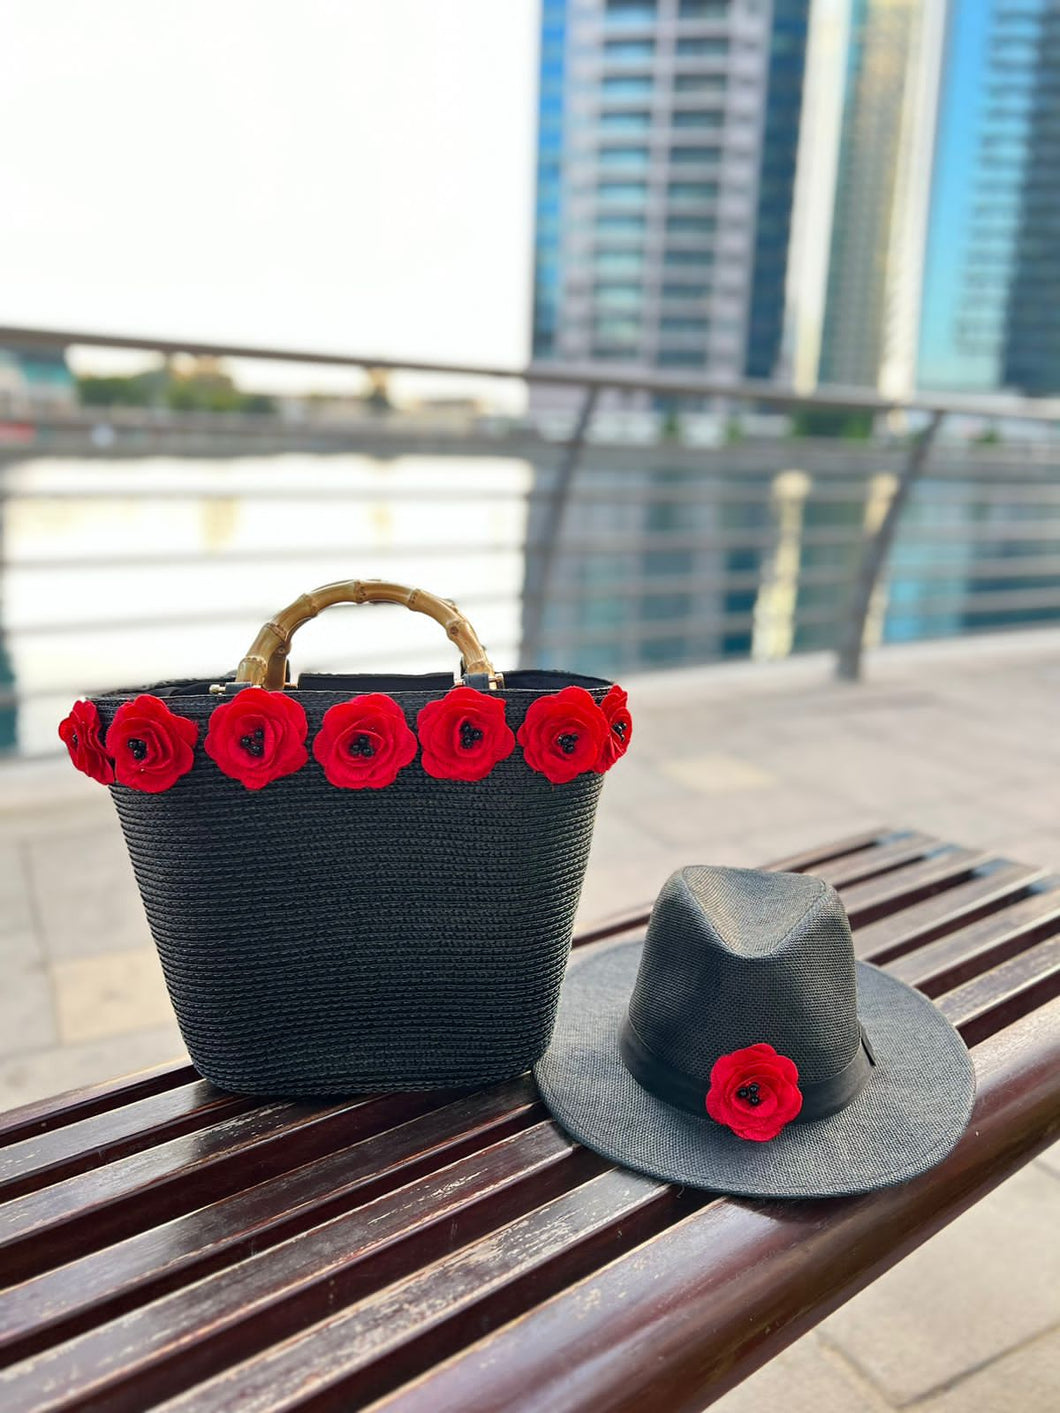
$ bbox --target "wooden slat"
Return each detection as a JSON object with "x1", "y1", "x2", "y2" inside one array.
[
  {"x1": 840, "y1": 848, "x2": 990, "y2": 927},
  {"x1": 364, "y1": 997, "x2": 1060, "y2": 1413},
  {"x1": 854, "y1": 861, "x2": 1047, "y2": 961},
  {"x1": 888, "y1": 883, "x2": 1060, "y2": 995},
  {"x1": 0, "y1": 1080, "x2": 541, "y2": 1365},
  {"x1": 0, "y1": 1124, "x2": 610, "y2": 1413},
  {"x1": 0, "y1": 1061, "x2": 196, "y2": 1148},
  {"x1": 0, "y1": 1093, "x2": 446, "y2": 1286},
  {"x1": 762, "y1": 826, "x2": 893, "y2": 874},
  {"x1": 0, "y1": 1082, "x2": 253, "y2": 1202},
  {"x1": 940, "y1": 935, "x2": 1060, "y2": 1046},
  {"x1": 808, "y1": 832, "x2": 939, "y2": 889},
  {"x1": 149, "y1": 1169, "x2": 703, "y2": 1413}
]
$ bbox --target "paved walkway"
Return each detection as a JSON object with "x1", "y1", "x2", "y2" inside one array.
[{"x1": 2, "y1": 628, "x2": 1058, "y2": 1410}]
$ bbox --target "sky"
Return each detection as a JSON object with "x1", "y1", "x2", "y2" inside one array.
[{"x1": 1, "y1": 1, "x2": 538, "y2": 399}]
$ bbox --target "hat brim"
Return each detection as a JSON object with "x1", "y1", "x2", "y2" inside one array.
[{"x1": 534, "y1": 937, "x2": 975, "y2": 1199}]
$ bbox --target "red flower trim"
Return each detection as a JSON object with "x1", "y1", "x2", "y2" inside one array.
[
  {"x1": 204, "y1": 687, "x2": 308, "y2": 790},
  {"x1": 105, "y1": 695, "x2": 198, "y2": 793},
  {"x1": 416, "y1": 686, "x2": 515, "y2": 782},
  {"x1": 58, "y1": 700, "x2": 114, "y2": 784},
  {"x1": 312, "y1": 693, "x2": 418, "y2": 789},
  {"x1": 517, "y1": 686, "x2": 610, "y2": 785},
  {"x1": 705, "y1": 1042, "x2": 803, "y2": 1142},
  {"x1": 595, "y1": 685, "x2": 632, "y2": 772}
]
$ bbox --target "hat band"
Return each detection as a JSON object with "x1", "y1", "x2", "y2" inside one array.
[{"x1": 618, "y1": 1015, "x2": 875, "y2": 1124}]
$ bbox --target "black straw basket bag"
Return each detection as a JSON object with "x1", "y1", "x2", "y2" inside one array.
[{"x1": 63, "y1": 579, "x2": 631, "y2": 1095}]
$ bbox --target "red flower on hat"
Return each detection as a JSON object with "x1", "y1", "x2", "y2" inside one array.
[
  {"x1": 595, "y1": 685, "x2": 632, "y2": 772},
  {"x1": 105, "y1": 695, "x2": 198, "y2": 793},
  {"x1": 58, "y1": 700, "x2": 114, "y2": 784},
  {"x1": 312, "y1": 693, "x2": 418, "y2": 789},
  {"x1": 204, "y1": 687, "x2": 308, "y2": 790},
  {"x1": 705, "y1": 1043, "x2": 803, "y2": 1142},
  {"x1": 416, "y1": 686, "x2": 515, "y2": 782},
  {"x1": 517, "y1": 686, "x2": 610, "y2": 785}
]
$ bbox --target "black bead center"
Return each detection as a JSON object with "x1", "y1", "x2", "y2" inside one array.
[
  {"x1": 70, "y1": 731, "x2": 79, "y2": 747},
  {"x1": 613, "y1": 719, "x2": 627, "y2": 738},
  {"x1": 127, "y1": 737, "x2": 148, "y2": 761},
  {"x1": 239, "y1": 727, "x2": 266, "y2": 758},
  {"x1": 349, "y1": 733, "x2": 376, "y2": 757},
  {"x1": 736, "y1": 1083, "x2": 762, "y2": 1107},
  {"x1": 557, "y1": 732, "x2": 579, "y2": 755},
  {"x1": 459, "y1": 721, "x2": 484, "y2": 750}
]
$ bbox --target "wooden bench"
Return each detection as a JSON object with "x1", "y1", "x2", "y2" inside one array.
[{"x1": 2, "y1": 827, "x2": 1059, "y2": 1412}]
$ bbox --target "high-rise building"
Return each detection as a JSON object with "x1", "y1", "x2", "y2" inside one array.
[
  {"x1": 920, "y1": 0, "x2": 1059, "y2": 395},
  {"x1": 783, "y1": 0, "x2": 945, "y2": 395},
  {"x1": 530, "y1": 0, "x2": 811, "y2": 396}
]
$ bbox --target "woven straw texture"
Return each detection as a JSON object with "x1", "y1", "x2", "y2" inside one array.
[
  {"x1": 535, "y1": 867, "x2": 975, "y2": 1198},
  {"x1": 95, "y1": 671, "x2": 609, "y2": 1096}
]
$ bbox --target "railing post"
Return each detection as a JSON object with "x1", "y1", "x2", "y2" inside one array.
[
  {"x1": 519, "y1": 384, "x2": 599, "y2": 668},
  {"x1": 835, "y1": 410, "x2": 944, "y2": 682}
]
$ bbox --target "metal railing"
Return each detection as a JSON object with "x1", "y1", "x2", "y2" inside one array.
[{"x1": 2, "y1": 324, "x2": 1060, "y2": 758}]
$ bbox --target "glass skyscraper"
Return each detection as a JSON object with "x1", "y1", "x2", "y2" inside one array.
[
  {"x1": 919, "y1": 0, "x2": 1059, "y2": 395},
  {"x1": 530, "y1": 0, "x2": 811, "y2": 390}
]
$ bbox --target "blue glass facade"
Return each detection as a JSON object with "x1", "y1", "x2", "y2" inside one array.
[
  {"x1": 919, "y1": 0, "x2": 1058, "y2": 394},
  {"x1": 532, "y1": 0, "x2": 567, "y2": 359},
  {"x1": 744, "y1": 0, "x2": 811, "y2": 378}
]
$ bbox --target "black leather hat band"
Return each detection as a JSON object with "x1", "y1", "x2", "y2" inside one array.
[{"x1": 618, "y1": 1015, "x2": 876, "y2": 1125}]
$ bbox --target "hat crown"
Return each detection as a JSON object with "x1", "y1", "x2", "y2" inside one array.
[{"x1": 627, "y1": 866, "x2": 861, "y2": 1086}]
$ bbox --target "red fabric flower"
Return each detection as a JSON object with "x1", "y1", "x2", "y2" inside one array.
[
  {"x1": 416, "y1": 686, "x2": 515, "y2": 782},
  {"x1": 58, "y1": 700, "x2": 114, "y2": 784},
  {"x1": 517, "y1": 686, "x2": 610, "y2": 785},
  {"x1": 595, "y1": 685, "x2": 632, "y2": 772},
  {"x1": 705, "y1": 1042, "x2": 803, "y2": 1142},
  {"x1": 204, "y1": 687, "x2": 308, "y2": 790},
  {"x1": 312, "y1": 693, "x2": 418, "y2": 789},
  {"x1": 105, "y1": 695, "x2": 199, "y2": 793}
]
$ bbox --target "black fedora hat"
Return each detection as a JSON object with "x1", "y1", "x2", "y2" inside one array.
[{"x1": 534, "y1": 865, "x2": 975, "y2": 1198}]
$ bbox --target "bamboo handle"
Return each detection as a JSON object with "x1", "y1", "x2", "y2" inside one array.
[{"x1": 234, "y1": 580, "x2": 501, "y2": 690}]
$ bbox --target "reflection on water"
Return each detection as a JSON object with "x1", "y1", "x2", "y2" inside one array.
[{"x1": 2, "y1": 447, "x2": 1059, "y2": 756}]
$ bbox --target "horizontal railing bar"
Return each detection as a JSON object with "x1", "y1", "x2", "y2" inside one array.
[
  {"x1": 6, "y1": 478, "x2": 1060, "y2": 508},
  {"x1": 11, "y1": 574, "x2": 1060, "y2": 646},
  {"x1": 4, "y1": 324, "x2": 1060, "y2": 421}
]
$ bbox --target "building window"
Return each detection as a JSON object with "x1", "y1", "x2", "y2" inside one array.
[
  {"x1": 598, "y1": 180, "x2": 649, "y2": 202},
  {"x1": 605, "y1": 0, "x2": 658, "y2": 20},
  {"x1": 664, "y1": 248, "x2": 715, "y2": 266},
  {"x1": 594, "y1": 249, "x2": 646, "y2": 274},
  {"x1": 662, "y1": 281, "x2": 710, "y2": 298},
  {"x1": 604, "y1": 40, "x2": 656, "y2": 62},
  {"x1": 599, "y1": 145, "x2": 651, "y2": 169},
  {"x1": 599, "y1": 110, "x2": 652, "y2": 133},
  {"x1": 674, "y1": 73, "x2": 725, "y2": 94},
  {"x1": 667, "y1": 181, "x2": 718, "y2": 201},
  {"x1": 594, "y1": 282, "x2": 644, "y2": 309},
  {"x1": 678, "y1": 0, "x2": 728, "y2": 16},
  {"x1": 661, "y1": 316, "x2": 709, "y2": 333},
  {"x1": 670, "y1": 145, "x2": 721, "y2": 164},
  {"x1": 593, "y1": 316, "x2": 642, "y2": 343},
  {"x1": 596, "y1": 213, "x2": 647, "y2": 235},
  {"x1": 676, "y1": 38, "x2": 728, "y2": 57},
  {"x1": 657, "y1": 349, "x2": 707, "y2": 366},
  {"x1": 672, "y1": 109, "x2": 723, "y2": 128},
  {"x1": 601, "y1": 75, "x2": 654, "y2": 99},
  {"x1": 666, "y1": 215, "x2": 716, "y2": 235}
]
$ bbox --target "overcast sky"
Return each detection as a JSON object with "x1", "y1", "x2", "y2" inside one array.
[{"x1": 1, "y1": 1, "x2": 538, "y2": 394}]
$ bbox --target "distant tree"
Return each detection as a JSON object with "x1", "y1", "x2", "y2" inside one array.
[
  {"x1": 77, "y1": 363, "x2": 274, "y2": 415},
  {"x1": 792, "y1": 408, "x2": 874, "y2": 440}
]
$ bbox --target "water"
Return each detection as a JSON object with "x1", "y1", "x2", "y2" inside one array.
[{"x1": 3, "y1": 445, "x2": 1059, "y2": 757}]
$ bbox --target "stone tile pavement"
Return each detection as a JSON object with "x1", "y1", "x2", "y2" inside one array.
[{"x1": 1, "y1": 627, "x2": 1058, "y2": 1410}]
